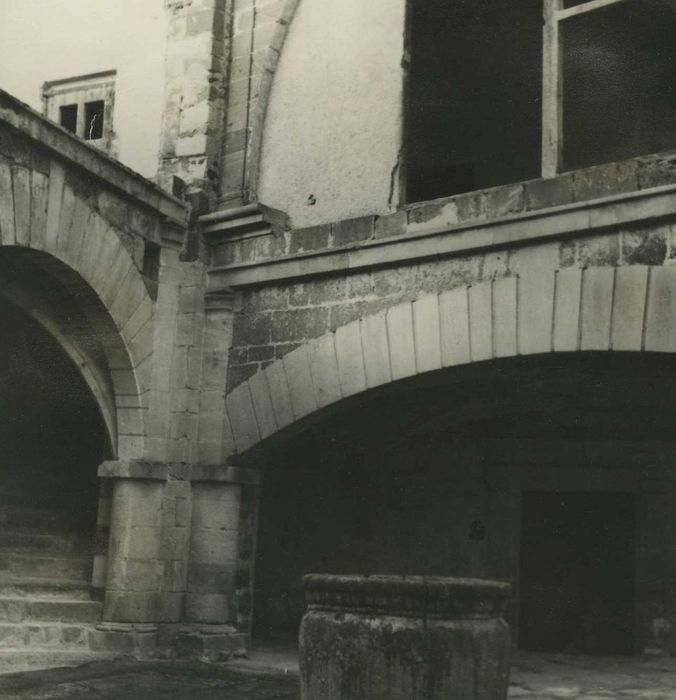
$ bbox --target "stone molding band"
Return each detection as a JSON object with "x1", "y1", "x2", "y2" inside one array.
[{"x1": 98, "y1": 460, "x2": 260, "y2": 485}]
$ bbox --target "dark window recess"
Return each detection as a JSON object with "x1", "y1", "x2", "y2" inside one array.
[
  {"x1": 142, "y1": 241, "x2": 161, "y2": 283},
  {"x1": 562, "y1": 0, "x2": 676, "y2": 171},
  {"x1": 59, "y1": 104, "x2": 78, "y2": 134},
  {"x1": 84, "y1": 100, "x2": 105, "y2": 140},
  {"x1": 564, "y1": 0, "x2": 594, "y2": 7},
  {"x1": 406, "y1": 0, "x2": 542, "y2": 203}
]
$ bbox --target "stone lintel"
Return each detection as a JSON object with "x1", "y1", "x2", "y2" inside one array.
[{"x1": 98, "y1": 460, "x2": 260, "y2": 485}]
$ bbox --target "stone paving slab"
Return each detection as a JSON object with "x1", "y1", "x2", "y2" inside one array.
[
  {"x1": 509, "y1": 654, "x2": 676, "y2": 699},
  {"x1": 0, "y1": 661, "x2": 299, "y2": 700},
  {"x1": 0, "y1": 653, "x2": 675, "y2": 699}
]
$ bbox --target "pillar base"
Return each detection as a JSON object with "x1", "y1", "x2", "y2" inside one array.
[
  {"x1": 157, "y1": 623, "x2": 248, "y2": 661},
  {"x1": 90, "y1": 622, "x2": 158, "y2": 657}
]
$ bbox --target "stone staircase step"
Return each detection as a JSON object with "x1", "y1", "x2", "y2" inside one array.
[
  {"x1": 0, "y1": 507, "x2": 81, "y2": 532},
  {"x1": 0, "y1": 622, "x2": 92, "y2": 649},
  {"x1": 0, "y1": 649, "x2": 119, "y2": 675},
  {"x1": 0, "y1": 552, "x2": 91, "y2": 581},
  {"x1": 0, "y1": 529, "x2": 82, "y2": 553},
  {"x1": 0, "y1": 597, "x2": 102, "y2": 623},
  {"x1": 0, "y1": 574, "x2": 92, "y2": 599}
]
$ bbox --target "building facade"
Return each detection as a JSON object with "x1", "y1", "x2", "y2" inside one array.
[{"x1": 1, "y1": 0, "x2": 676, "y2": 667}]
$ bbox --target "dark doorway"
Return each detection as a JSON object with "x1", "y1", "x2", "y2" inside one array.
[{"x1": 519, "y1": 491, "x2": 635, "y2": 655}]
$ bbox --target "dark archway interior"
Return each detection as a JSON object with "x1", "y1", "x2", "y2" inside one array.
[
  {"x1": 0, "y1": 300, "x2": 105, "y2": 532},
  {"x1": 520, "y1": 491, "x2": 635, "y2": 655},
  {"x1": 252, "y1": 353, "x2": 676, "y2": 653}
]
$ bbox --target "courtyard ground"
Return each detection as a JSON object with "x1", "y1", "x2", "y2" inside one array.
[{"x1": 0, "y1": 652, "x2": 675, "y2": 699}]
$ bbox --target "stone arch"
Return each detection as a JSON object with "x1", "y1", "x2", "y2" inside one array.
[
  {"x1": 0, "y1": 162, "x2": 155, "y2": 460},
  {"x1": 0, "y1": 266, "x2": 117, "y2": 451},
  {"x1": 246, "y1": 0, "x2": 301, "y2": 201},
  {"x1": 225, "y1": 264, "x2": 673, "y2": 454}
]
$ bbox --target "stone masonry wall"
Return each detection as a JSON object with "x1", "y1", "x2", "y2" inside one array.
[
  {"x1": 219, "y1": 152, "x2": 676, "y2": 392},
  {"x1": 225, "y1": 223, "x2": 676, "y2": 393}
]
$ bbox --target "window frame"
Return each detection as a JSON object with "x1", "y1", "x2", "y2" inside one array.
[
  {"x1": 541, "y1": 0, "x2": 633, "y2": 177},
  {"x1": 42, "y1": 70, "x2": 116, "y2": 152}
]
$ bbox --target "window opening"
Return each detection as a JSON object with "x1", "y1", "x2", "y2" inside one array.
[
  {"x1": 561, "y1": 0, "x2": 676, "y2": 171},
  {"x1": 59, "y1": 104, "x2": 78, "y2": 134},
  {"x1": 84, "y1": 100, "x2": 105, "y2": 140},
  {"x1": 42, "y1": 71, "x2": 116, "y2": 153},
  {"x1": 407, "y1": 0, "x2": 676, "y2": 204},
  {"x1": 406, "y1": 0, "x2": 543, "y2": 203},
  {"x1": 142, "y1": 241, "x2": 161, "y2": 283}
]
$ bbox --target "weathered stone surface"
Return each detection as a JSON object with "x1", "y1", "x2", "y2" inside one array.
[
  {"x1": 552, "y1": 268, "x2": 582, "y2": 353},
  {"x1": 299, "y1": 574, "x2": 511, "y2": 700},
  {"x1": 580, "y1": 267, "x2": 614, "y2": 351}
]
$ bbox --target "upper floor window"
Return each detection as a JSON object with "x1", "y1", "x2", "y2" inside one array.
[
  {"x1": 42, "y1": 70, "x2": 116, "y2": 152},
  {"x1": 406, "y1": 0, "x2": 676, "y2": 203}
]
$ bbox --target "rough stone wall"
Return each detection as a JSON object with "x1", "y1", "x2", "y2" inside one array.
[
  {"x1": 224, "y1": 226, "x2": 676, "y2": 393},
  {"x1": 218, "y1": 153, "x2": 676, "y2": 392}
]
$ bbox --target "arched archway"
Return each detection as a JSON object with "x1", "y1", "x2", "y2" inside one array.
[
  {"x1": 0, "y1": 298, "x2": 108, "y2": 532},
  {"x1": 0, "y1": 244, "x2": 147, "y2": 615},
  {"x1": 226, "y1": 265, "x2": 676, "y2": 655}
]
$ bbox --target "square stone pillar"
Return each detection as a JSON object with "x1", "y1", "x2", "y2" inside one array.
[
  {"x1": 185, "y1": 465, "x2": 260, "y2": 627},
  {"x1": 663, "y1": 466, "x2": 676, "y2": 655},
  {"x1": 99, "y1": 460, "x2": 193, "y2": 625},
  {"x1": 103, "y1": 477, "x2": 164, "y2": 622},
  {"x1": 186, "y1": 482, "x2": 240, "y2": 622}
]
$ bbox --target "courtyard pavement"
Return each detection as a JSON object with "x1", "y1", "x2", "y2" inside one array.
[{"x1": 0, "y1": 652, "x2": 675, "y2": 699}]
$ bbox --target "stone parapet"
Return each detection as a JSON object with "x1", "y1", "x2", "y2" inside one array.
[{"x1": 0, "y1": 89, "x2": 189, "y2": 242}]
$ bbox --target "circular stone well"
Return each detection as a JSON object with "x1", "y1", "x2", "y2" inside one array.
[{"x1": 299, "y1": 574, "x2": 512, "y2": 700}]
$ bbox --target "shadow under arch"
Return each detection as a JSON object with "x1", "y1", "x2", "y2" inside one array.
[
  {"x1": 225, "y1": 265, "x2": 676, "y2": 461},
  {"x1": 0, "y1": 246, "x2": 145, "y2": 459},
  {"x1": 251, "y1": 350, "x2": 676, "y2": 654}
]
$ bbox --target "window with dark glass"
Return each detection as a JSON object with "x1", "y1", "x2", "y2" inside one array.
[
  {"x1": 84, "y1": 100, "x2": 105, "y2": 141},
  {"x1": 59, "y1": 104, "x2": 78, "y2": 134},
  {"x1": 42, "y1": 71, "x2": 115, "y2": 153},
  {"x1": 562, "y1": 0, "x2": 676, "y2": 171},
  {"x1": 406, "y1": 0, "x2": 676, "y2": 204}
]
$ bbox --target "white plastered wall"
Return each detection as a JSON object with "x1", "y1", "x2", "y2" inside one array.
[{"x1": 257, "y1": 0, "x2": 407, "y2": 228}]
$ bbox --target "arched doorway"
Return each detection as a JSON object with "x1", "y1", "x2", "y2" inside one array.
[
  {"x1": 0, "y1": 299, "x2": 107, "y2": 548},
  {"x1": 0, "y1": 248, "x2": 125, "y2": 633},
  {"x1": 250, "y1": 352, "x2": 676, "y2": 655}
]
